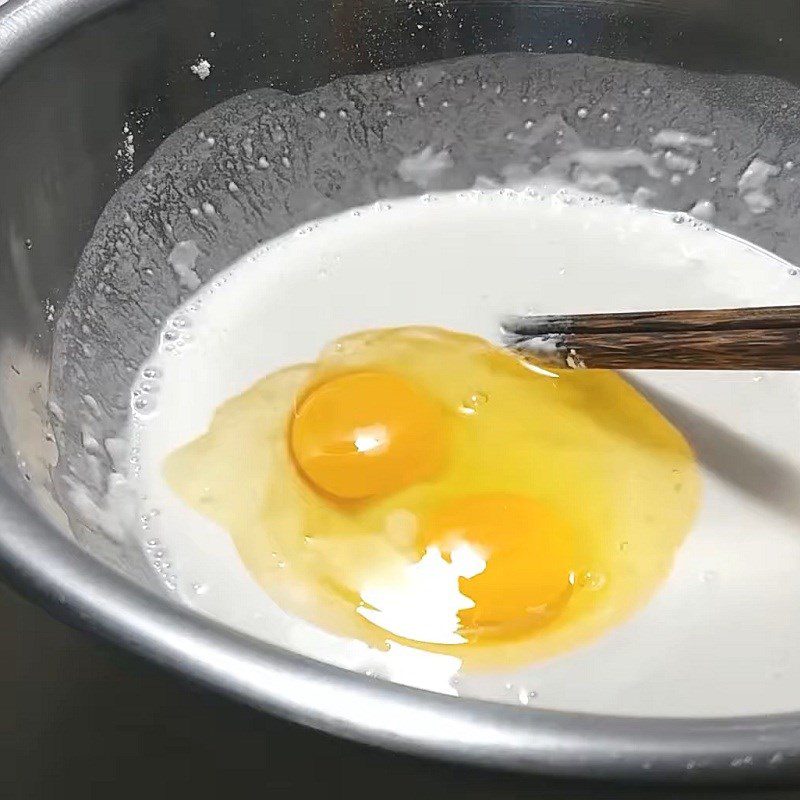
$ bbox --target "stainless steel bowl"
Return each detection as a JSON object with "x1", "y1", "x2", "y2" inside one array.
[{"x1": 2, "y1": 0, "x2": 800, "y2": 782}]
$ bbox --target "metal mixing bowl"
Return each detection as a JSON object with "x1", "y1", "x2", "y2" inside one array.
[{"x1": 2, "y1": 0, "x2": 800, "y2": 782}]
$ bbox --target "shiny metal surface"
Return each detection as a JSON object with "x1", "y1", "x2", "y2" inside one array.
[
  {"x1": 2, "y1": 0, "x2": 800, "y2": 782},
  {"x1": 3, "y1": 581, "x2": 785, "y2": 799}
]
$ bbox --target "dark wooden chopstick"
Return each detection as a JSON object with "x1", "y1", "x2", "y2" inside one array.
[
  {"x1": 503, "y1": 306, "x2": 800, "y2": 370},
  {"x1": 504, "y1": 305, "x2": 800, "y2": 336}
]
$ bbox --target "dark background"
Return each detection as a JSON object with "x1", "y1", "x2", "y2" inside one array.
[{"x1": 1, "y1": 581, "x2": 797, "y2": 799}]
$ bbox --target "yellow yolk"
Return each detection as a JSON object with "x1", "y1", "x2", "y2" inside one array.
[
  {"x1": 420, "y1": 493, "x2": 575, "y2": 638},
  {"x1": 290, "y1": 371, "x2": 445, "y2": 500}
]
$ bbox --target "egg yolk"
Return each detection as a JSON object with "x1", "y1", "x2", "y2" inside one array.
[
  {"x1": 420, "y1": 493, "x2": 575, "y2": 638},
  {"x1": 290, "y1": 371, "x2": 446, "y2": 500}
]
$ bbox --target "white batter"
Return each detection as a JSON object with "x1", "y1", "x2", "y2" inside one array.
[{"x1": 130, "y1": 186, "x2": 800, "y2": 717}]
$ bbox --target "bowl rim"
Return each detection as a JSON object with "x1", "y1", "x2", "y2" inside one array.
[{"x1": 2, "y1": 0, "x2": 799, "y2": 782}]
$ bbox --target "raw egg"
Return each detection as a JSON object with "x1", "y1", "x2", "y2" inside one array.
[
  {"x1": 290, "y1": 371, "x2": 446, "y2": 500},
  {"x1": 164, "y1": 326, "x2": 699, "y2": 665}
]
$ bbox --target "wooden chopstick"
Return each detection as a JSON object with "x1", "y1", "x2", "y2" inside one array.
[
  {"x1": 503, "y1": 306, "x2": 800, "y2": 370},
  {"x1": 504, "y1": 305, "x2": 800, "y2": 335}
]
